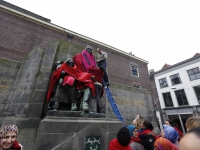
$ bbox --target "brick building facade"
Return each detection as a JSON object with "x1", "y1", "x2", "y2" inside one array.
[{"x1": 0, "y1": 1, "x2": 157, "y2": 149}]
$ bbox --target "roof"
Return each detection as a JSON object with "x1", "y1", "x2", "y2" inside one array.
[
  {"x1": 0, "y1": 0, "x2": 149, "y2": 64},
  {"x1": 193, "y1": 53, "x2": 200, "y2": 57},
  {"x1": 161, "y1": 64, "x2": 171, "y2": 70},
  {"x1": 154, "y1": 54, "x2": 200, "y2": 75},
  {"x1": 0, "y1": 0, "x2": 51, "y2": 22}
]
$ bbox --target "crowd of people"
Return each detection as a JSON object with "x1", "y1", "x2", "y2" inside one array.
[{"x1": 108, "y1": 115, "x2": 200, "y2": 150}]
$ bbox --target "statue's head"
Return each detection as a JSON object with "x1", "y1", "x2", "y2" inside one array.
[
  {"x1": 85, "y1": 46, "x2": 93, "y2": 54},
  {"x1": 66, "y1": 58, "x2": 75, "y2": 67}
]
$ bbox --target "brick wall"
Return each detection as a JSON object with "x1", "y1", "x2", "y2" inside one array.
[{"x1": 0, "y1": 9, "x2": 151, "y2": 90}]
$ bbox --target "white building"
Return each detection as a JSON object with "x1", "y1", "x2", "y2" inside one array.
[{"x1": 154, "y1": 53, "x2": 200, "y2": 133}]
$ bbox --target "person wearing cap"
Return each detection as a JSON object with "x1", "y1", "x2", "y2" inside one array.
[
  {"x1": 0, "y1": 124, "x2": 23, "y2": 150},
  {"x1": 96, "y1": 48, "x2": 110, "y2": 86}
]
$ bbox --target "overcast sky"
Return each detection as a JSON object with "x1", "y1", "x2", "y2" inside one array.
[{"x1": 5, "y1": 0, "x2": 200, "y2": 71}]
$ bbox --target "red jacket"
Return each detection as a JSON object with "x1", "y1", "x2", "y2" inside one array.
[{"x1": 108, "y1": 139, "x2": 132, "y2": 150}]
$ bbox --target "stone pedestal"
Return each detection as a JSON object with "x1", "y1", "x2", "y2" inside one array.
[{"x1": 34, "y1": 115, "x2": 123, "y2": 150}]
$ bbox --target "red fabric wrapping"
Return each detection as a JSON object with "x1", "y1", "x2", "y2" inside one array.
[
  {"x1": 73, "y1": 53, "x2": 87, "y2": 72},
  {"x1": 81, "y1": 49, "x2": 96, "y2": 72},
  {"x1": 46, "y1": 63, "x2": 95, "y2": 102},
  {"x1": 63, "y1": 75, "x2": 75, "y2": 86},
  {"x1": 88, "y1": 66, "x2": 104, "y2": 83}
]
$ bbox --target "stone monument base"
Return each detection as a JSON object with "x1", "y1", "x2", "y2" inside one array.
[
  {"x1": 34, "y1": 115, "x2": 124, "y2": 150},
  {"x1": 46, "y1": 110, "x2": 106, "y2": 118}
]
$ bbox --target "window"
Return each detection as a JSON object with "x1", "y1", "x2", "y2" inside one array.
[
  {"x1": 131, "y1": 65, "x2": 139, "y2": 77},
  {"x1": 187, "y1": 67, "x2": 200, "y2": 81},
  {"x1": 159, "y1": 78, "x2": 168, "y2": 88},
  {"x1": 170, "y1": 74, "x2": 181, "y2": 85},
  {"x1": 175, "y1": 89, "x2": 189, "y2": 106},
  {"x1": 162, "y1": 92, "x2": 173, "y2": 107},
  {"x1": 193, "y1": 85, "x2": 200, "y2": 103}
]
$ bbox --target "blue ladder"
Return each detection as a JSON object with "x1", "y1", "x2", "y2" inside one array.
[{"x1": 103, "y1": 81, "x2": 126, "y2": 126}]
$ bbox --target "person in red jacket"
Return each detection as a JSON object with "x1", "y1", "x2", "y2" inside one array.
[
  {"x1": 0, "y1": 124, "x2": 23, "y2": 150},
  {"x1": 109, "y1": 127, "x2": 132, "y2": 150}
]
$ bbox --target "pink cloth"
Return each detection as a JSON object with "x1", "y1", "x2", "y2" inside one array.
[
  {"x1": 63, "y1": 75, "x2": 75, "y2": 86},
  {"x1": 81, "y1": 49, "x2": 96, "y2": 72}
]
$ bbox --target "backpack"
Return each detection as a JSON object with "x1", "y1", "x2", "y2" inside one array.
[{"x1": 140, "y1": 134, "x2": 155, "y2": 150}]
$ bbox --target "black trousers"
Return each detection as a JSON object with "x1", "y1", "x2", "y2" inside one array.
[{"x1": 95, "y1": 84, "x2": 102, "y2": 110}]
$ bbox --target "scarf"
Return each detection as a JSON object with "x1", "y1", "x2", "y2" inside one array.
[
  {"x1": 154, "y1": 137, "x2": 178, "y2": 150},
  {"x1": 163, "y1": 125, "x2": 179, "y2": 143},
  {"x1": 81, "y1": 49, "x2": 96, "y2": 72},
  {"x1": 138, "y1": 129, "x2": 157, "y2": 139}
]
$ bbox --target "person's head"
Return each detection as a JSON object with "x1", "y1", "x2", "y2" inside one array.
[
  {"x1": 85, "y1": 46, "x2": 93, "y2": 54},
  {"x1": 97, "y1": 47, "x2": 102, "y2": 54},
  {"x1": 179, "y1": 126, "x2": 200, "y2": 150},
  {"x1": 66, "y1": 58, "x2": 75, "y2": 67},
  {"x1": 154, "y1": 137, "x2": 178, "y2": 150},
  {"x1": 185, "y1": 116, "x2": 200, "y2": 132},
  {"x1": 126, "y1": 124, "x2": 136, "y2": 137},
  {"x1": 165, "y1": 119, "x2": 174, "y2": 126},
  {"x1": 161, "y1": 125, "x2": 179, "y2": 144},
  {"x1": 117, "y1": 127, "x2": 131, "y2": 146},
  {"x1": 141, "y1": 120, "x2": 154, "y2": 130},
  {"x1": 0, "y1": 124, "x2": 18, "y2": 150},
  {"x1": 132, "y1": 114, "x2": 144, "y2": 129}
]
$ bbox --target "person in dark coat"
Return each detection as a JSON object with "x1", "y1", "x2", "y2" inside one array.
[{"x1": 135, "y1": 120, "x2": 157, "y2": 150}]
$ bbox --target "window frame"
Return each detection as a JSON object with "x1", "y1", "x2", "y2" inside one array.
[
  {"x1": 187, "y1": 67, "x2": 200, "y2": 81},
  {"x1": 159, "y1": 77, "x2": 168, "y2": 88},
  {"x1": 131, "y1": 65, "x2": 139, "y2": 77},
  {"x1": 174, "y1": 89, "x2": 189, "y2": 106},
  {"x1": 170, "y1": 73, "x2": 182, "y2": 85},
  {"x1": 193, "y1": 85, "x2": 200, "y2": 104},
  {"x1": 162, "y1": 92, "x2": 174, "y2": 107}
]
